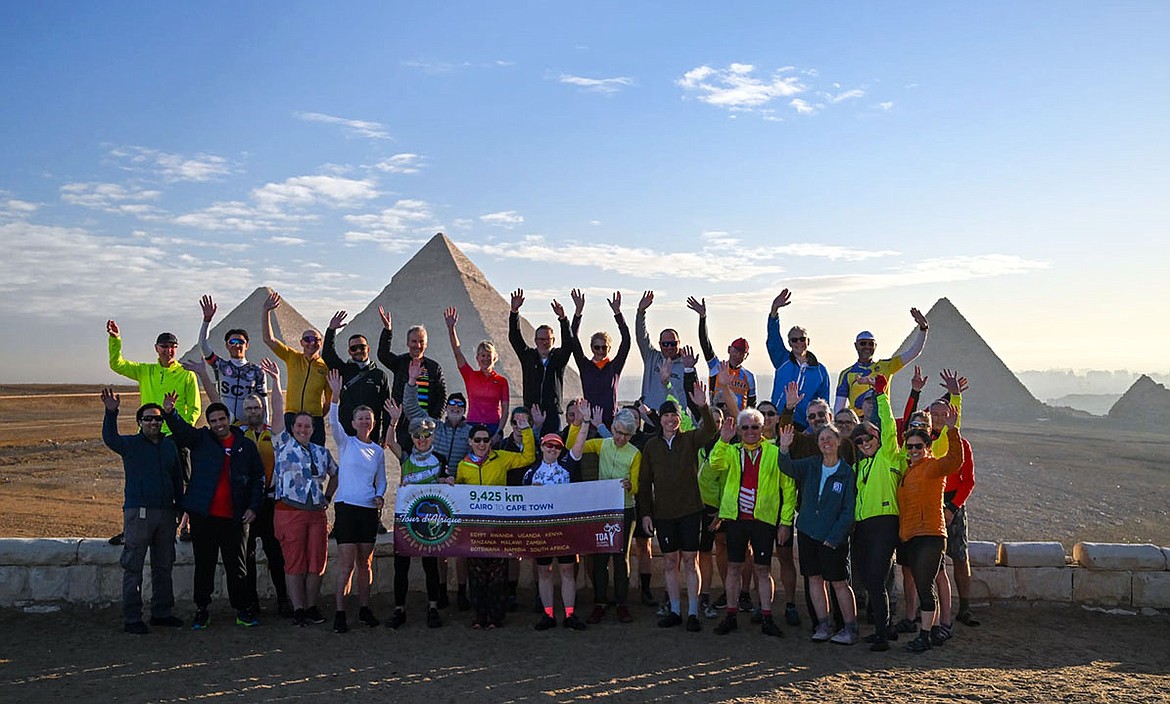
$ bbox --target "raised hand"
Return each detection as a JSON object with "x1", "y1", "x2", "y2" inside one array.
[
  {"x1": 784, "y1": 380, "x2": 805, "y2": 410},
  {"x1": 608, "y1": 291, "x2": 622, "y2": 315},
  {"x1": 577, "y1": 399, "x2": 592, "y2": 424},
  {"x1": 939, "y1": 368, "x2": 965, "y2": 396},
  {"x1": 680, "y1": 345, "x2": 698, "y2": 369},
  {"x1": 383, "y1": 398, "x2": 402, "y2": 424},
  {"x1": 591, "y1": 404, "x2": 604, "y2": 427},
  {"x1": 525, "y1": 405, "x2": 542, "y2": 430},
  {"x1": 100, "y1": 387, "x2": 119, "y2": 411},
  {"x1": 199, "y1": 294, "x2": 217, "y2": 322},
  {"x1": 778, "y1": 424, "x2": 795, "y2": 451},
  {"x1": 911, "y1": 307, "x2": 929, "y2": 330},
  {"x1": 326, "y1": 369, "x2": 343, "y2": 396},
  {"x1": 690, "y1": 379, "x2": 709, "y2": 408},
  {"x1": 570, "y1": 288, "x2": 585, "y2": 315},
  {"x1": 771, "y1": 289, "x2": 792, "y2": 314},
  {"x1": 716, "y1": 360, "x2": 732, "y2": 387},
  {"x1": 408, "y1": 358, "x2": 422, "y2": 384},
  {"x1": 658, "y1": 358, "x2": 672, "y2": 386},
  {"x1": 378, "y1": 306, "x2": 392, "y2": 330},
  {"x1": 260, "y1": 357, "x2": 280, "y2": 380},
  {"x1": 874, "y1": 374, "x2": 889, "y2": 395},
  {"x1": 510, "y1": 288, "x2": 525, "y2": 313},
  {"x1": 329, "y1": 310, "x2": 348, "y2": 330},
  {"x1": 685, "y1": 296, "x2": 706, "y2": 317},
  {"x1": 551, "y1": 299, "x2": 566, "y2": 319},
  {"x1": 911, "y1": 365, "x2": 928, "y2": 392},
  {"x1": 943, "y1": 403, "x2": 960, "y2": 428},
  {"x1": 719, "y1": 413, "x2": 736, "y2": 442},
  {"x1": 444, "y1": 306, "x2": 458, "y2": 330},
  {"x1": 106, "y1": 319, "x2": 120, "y2": 338},
  {"x1": 163, "y1": 392, "x2": 178, "y2": 414},
  {"x1": 638, "y1": 290, "x2": 654, "y2": 312},
  {"x1": 264, "y1": 291, "x2": 281, "y2": 311}
]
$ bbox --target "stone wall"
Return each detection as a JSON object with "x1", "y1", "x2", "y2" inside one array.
[{"x1": 2, "y1": 537, "x2": 1168, "y2": 611}]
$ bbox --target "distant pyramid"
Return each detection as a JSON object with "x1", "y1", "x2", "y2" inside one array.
[
  {"x1": 336, "y1": 233, "x2": 582, "y2": 408},
  {"x1": 181, "y1": 286, "x2": 319, "y2": 379},
  {"x1": 1108, "y1": 375, "x2": 1170, "y2": 431},
  {"x1": 888, "y1": 298, "x2": 1044, "y2": 421}
]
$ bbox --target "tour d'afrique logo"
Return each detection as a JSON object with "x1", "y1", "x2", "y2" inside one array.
[{"x1": 399, "y1": 492, "x2": 459, "y2": 549}]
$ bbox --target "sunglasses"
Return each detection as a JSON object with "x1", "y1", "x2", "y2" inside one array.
[
  {"x1": 541, "y1": 443, "x2": 562, "y2": 450},
  {"x1": 302, "y1": 336, "x2": 320, "y2": 343},
  {"x1": 227, "y1": 338, "x2": 246, "y2": 346},
  {"x1": 349, "y1": 344, "x2": 368, "y2": 351},
  {"x1": 857, "y1": 341, "x2": 876, "y2": 347},
  {"x1": 909, "y1": 421, "x2": 929, "y2": 428},
  {"x1": 591, "y1": 344, "x2": 608, "y2": 351},
  {"x1": 905, "y1": 442, "x2": 927, "y2": 450},
  {"x1": 447, "y1": 400, "x2": 466, "y2": 408},
  {"x1": 807, "y1": 411, "x2": 828, "y2": 419},
  {"x1": 140, "y1": 416, "x2": 164, "y2": 423},
  {"x1": 762, "y1": 410, "x2": 777, "y2": 417},
  {"x1": 471, "y1": 437, "x2": 492, "y2": 443},
  {"x1": 854, "y1": 435, "x2": 876, "y2": 443},
  {"x1": 660, "y1": 340, "x2": 679, "y2": 347},
  {"x1": 412, "y1": 432, "x2": 433, "y2": 440},
  {"x1": 739, "y1": 424, "x2": 761, "y2": 431},
  {"x1": 789, "y1": 337, "x2": 807, "y2": 343}
]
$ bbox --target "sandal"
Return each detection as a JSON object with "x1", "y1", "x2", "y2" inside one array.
[
  {"x1": 956, "y1": 610, "x2": 981, "y2": 627},
  {"x1": 894, "y1": 618, "x2": 919, "y2": 634}
]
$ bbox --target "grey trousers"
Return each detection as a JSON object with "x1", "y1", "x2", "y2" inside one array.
[{"x1": 122, "y1": 507, "x2": 177, "y2": 624}]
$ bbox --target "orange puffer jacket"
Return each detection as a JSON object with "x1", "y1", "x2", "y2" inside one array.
[{"x1": 896, "y1": 426, "x2": 964, "y2": 542}]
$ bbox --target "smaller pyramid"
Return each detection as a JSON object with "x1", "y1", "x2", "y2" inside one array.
[
  {"x1": 181, "y1": 287, "x2": 319, "y2": 380},
  {"x1": 336, "y1": 233, "x2": 582, "y2": 408},
  {"x1": 1108, "y1": 375, "x2": 1170, "y2": 432},
  {"x1": 888, "y1": 298, "x2": 1044, "y2": 421}
]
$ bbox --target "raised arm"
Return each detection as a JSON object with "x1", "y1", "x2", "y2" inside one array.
[
  {"x1": 401, "y1": 360, "x2": 428, "y2": 422},
  {"x1": 325, "y1": 369, "x2": 349, "y2": 451},
  {"x1": 897, "y1": 307, "x2": 930, "y2": 366},
  {"x1": 874, "y1": 375, "x2": 897, "y2": 449},
  {"x1": 106, "y1": 320, "x2": 141, "y2": 380},
  {"x1": 321, "y1": 312, "x2": 347, "y2": 370},
  {"x1": 635, "y1": 290, "x2": 654, "y2": 359},
  {"x1": 261, "y1": 358, "x2": 285, "y2": 436},
  {"x1": 765, "y1": 290, "x2": 792, "y2": 368},
  {"x1": 181, "y1": 358, "x2": 220, "y2": 405},
  {"x1": 198, "y1": 295, "x2": 217, "y2": 360},
  {"x1": 442, "y1": 306, "x2": 469, "y2": 369},
  {"x1": 261, "y1": 291, "x2": 283, "y2": 352},
  {"x1": 687, "y1": 296, "x2": 716, "y2": 362},
  {"x1": 100, "y1": 388, "x2": 127, "y2": 455},
  {"x1": 508, "y1": 289, "x2": 528, "y2": 356},
  {"x1": 383, "y1": 398, "x2": 404, "y2": 459}
]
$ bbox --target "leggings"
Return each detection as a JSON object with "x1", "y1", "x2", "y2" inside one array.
[
  {"x1": 394, "y1": 555, "x2": 441, "y2": 607},
  {"x1": 852, "y1": 515, "x2": 900, "y2": 631},
  {"x1": 902, "y1": 534, "x2": 946, "y2": 612},
  {"x1": 592, "y1": 508, "x2": 635, "y2": 605},
  {"x1": 468, "y1": 557, "x2": 507, "y2": 623}
]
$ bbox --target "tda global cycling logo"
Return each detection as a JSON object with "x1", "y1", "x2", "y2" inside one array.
[{"x1": 399, "y1": 492, "x2": 460, "y2": 549}]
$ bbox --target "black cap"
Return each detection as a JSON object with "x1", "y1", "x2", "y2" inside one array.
[
  {"x1": 155, "y1": 332, "x2": 178, "y2": 345},
  {"x1": 658, "y1": 400, "x2": 680, "y2": 416}
]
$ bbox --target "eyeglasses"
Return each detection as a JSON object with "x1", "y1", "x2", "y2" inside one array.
[
  {"x1": 660, "y1": 340, "x2": 678, "y2": 347},
  {"x1": 535, "y1": 337, "x2": 552, "y2": 343},
  {"x1": 227, "y1": 338, "x2": 246, "y2": 346},
  {"x1": 762, "y1": 410, "x2": 777, "y2": 417},
  {"x1": 789, "y1": 337, "x2": 807, "y2": 343},
  {"x1": 349, "y1": 344, "x2": 368, "y2": 351},
  {"x1": 909, "y1": 420, "x2": 928, "y2": 428},
  {"x1": 412, "y1": 431, "x2": 433, "y2": 440},
  {"x1": 854, "y1": 435, "x2": 876, "y2": 444},
  {"x1": 905, "y1": 442, "x2": 927, "y2": 450},
  {"x1": 591, "y1": 345, "x2": 608, "y2": 351},
  {"x1": 302, "y1": 336, "x2": 320, "y2": 343},
  {"x1": 471, "y1": 437, "x2": 492, "y2": 443},
  {"x1": 541, "y1": 443, "x2": 562, "y2": 450},
  {"x1": 857, "y1": 341, "x2": 876, "y2": 347},
  {"x1": 807, "y1": 411, "x2": 828, "y2": 420},
  {"x1": 140, "y1": 416, "x2": 164, "y2": 423},
  {"x1": 739, "y1": 424, "x2": 761, "y2": 431},
  {"x1": 156, "y1": 344, "x2": 177, "y2": 350}
]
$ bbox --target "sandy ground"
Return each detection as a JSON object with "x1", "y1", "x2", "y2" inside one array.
[{"x1": 0, "y1": 600, "x2": 1167, "y2": 704}]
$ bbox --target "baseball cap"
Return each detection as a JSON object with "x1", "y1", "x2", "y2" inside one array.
[
  {"x1": 156, "y1": 332, "x2": 179, "y2": 345},
  {"x1": 855, "y1": 331, "x2": 875, "y2": 342}
]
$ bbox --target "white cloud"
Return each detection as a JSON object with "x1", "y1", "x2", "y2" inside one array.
[
  {"x1": 373, "y1": 153, "x2": 424, "y2": 174},
  {"x1": 677, "y1": 63, "x2": 806, "y2": 111},
  {"x1": 701, "y1": 230, "x2": 740, "y2": 247},
  {"x1": 60, "y1": 182, "x2": 165, "y2": 216},
  {"x1": 267, "y1": 236, "x2": 307, "y2": 246},
  {"x1": 108, "y1": 145, "x2": 233, "y2": 182},
  {"x1": 878, "y1": 101, "x2": 894, "y2": 111},
  {"x1": 774, "y1": 243, "x2": 899, "y2": 261},
  {"x1": 343, "y1": 199, "x2": 437, "y2": 251},
  {"x1": 480, "y1": 210, "x2": 525, "y2": 227},
  {"x1": 173, "y1": 200, "x2": 313, "y2": 232},
  {"x1": 401, "y1": 58, "x2": 513, "y2": 74},
  {"x1": 294, "y1": 111, "x2": 391, "y2": 140},
  {"x1": 789, "y1": 98, "x2": 816, "y2": 115},
  {"x1": 782, "y1": 255, "x2": 1050, "y2": 302},
  {"x1": 451, "y1": 218, "x2": 474, "y2": 230},
  {"x1": 826, "y1": 88, "x2": 865, "y2": 103},
  {"x1": 252, "y1": 175, "x2": 379, "y2": 210},
  {"x1": 1, "y1": 198, "x2": 39, "y2": 220},
  {"x1": 558, "y1": 74, "x2": 635, "y2": 95}
]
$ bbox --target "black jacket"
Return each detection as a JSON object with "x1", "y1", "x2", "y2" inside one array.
[
  {"x1": 102, "y1": 410, "x2": 183, "y2": 511},
  {"x1": 164, "y1": 410, "x2": 263, "y2": 520},
  {"x1": 509, "y1": 312, "x2": 573, "y2": 416},
  {"x1": 323, "y1": 327, "x2": 391, "y2": 438}
]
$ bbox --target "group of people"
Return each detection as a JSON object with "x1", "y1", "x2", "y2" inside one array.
[{"x1": 103, "y1": 286, "x2": 979, "y2": 654}]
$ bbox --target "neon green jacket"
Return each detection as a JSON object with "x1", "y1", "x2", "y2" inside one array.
[
  {"x1": 108, "y1": 335, "x2": 201, "y2": 434},
  {"x1": 707, "y1": 440, "x2": 796, "y2": 527},
  {"x1": 854, "y1": 391, "x2": 905, "y2": 521}
]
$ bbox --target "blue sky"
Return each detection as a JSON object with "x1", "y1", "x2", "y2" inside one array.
[{"x1": 2, "y1": 2, "x2": 1168, "y2": 383}]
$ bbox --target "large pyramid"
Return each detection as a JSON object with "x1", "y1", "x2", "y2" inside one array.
[
  {"x1": 888, "y1": 297, "x2": 1045, "y2": 421},
  {"x1": 180, "y1": 286, "x2": 319, "y2": 380},
  {"x1": 1108, "y1": 375, "x2": 1170, "y2": 432},
  {"x1": 335, "y1": 233, "x2": 582, "y2": 408}
]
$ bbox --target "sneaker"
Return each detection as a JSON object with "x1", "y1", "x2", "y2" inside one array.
[
  {"x1": 712, "y1": 592, "x2": 728, "y2": 610},
  {"x1": 178, "y1": 526, "x2": 191, "y2": 543},
  {"x1": 235, "y1": 610, "x2": 260, "y2": 627},
  {"x1": 657, "y1": 611, "x2": 682, "y2": 628},
  {"x1": 616, "y1": 604, "x2": 634, "y2": 623},
  {"x1": 387, "y1": 609, "x2": 406, "y2": 630},
  {"x1": 427, "y1": 607, "x2": 442, "y2": 629},
  {"x1": 811, "y1": 622, "x2": 833, "y2": 642},
  {"x1": 333, "y1": 611, "x2": 348, "y2": 634},
  {"x1": 929, "y1": 625, "x2": 947, "y2": 647},
  {"x1": 686, "y1": 615, "x2": 702, "y2": 632},
  {"x1": 869, "y1": 635, "x2": 890, "y2": 652},
  {"x1": 358, "y1": 607, "x2": 380, "y2": 628},
  {"x1": 656, "y1": 602, "x2": 672, "y2": 618},
  {"x1": 894, "y1": 617, "x2": 919, "y2": 634},
  {"x1": 905, "y1": 632, "x2": 932, "y2": 653},
  {"x1": 641, "y1": 588, "x2": 658, "y2": 607},
  {"x1": 304, "y1": 606, "x2": 327, "y2": 625},
  {"x1": 124, "y1": 621, "x2": 149, "y2": 635},
  {"x1": 437, "y1": 591, "x2": 450, "y2": 610},
  {"x1": 714, "y1": 613, "x2": 738, "y2": 635},
  {"x1": 191, "y1": 608, "x2": 210, "y2": 630},
  {"x1": 535, "y1": 614, "x2": 557, "y2": 631},
  {"x1": 586, "y1": 604, "x2": 607, "y2": 624},
  {"x1": 149, "y1": 615, "x2": 183, "y2": 628},
  {"x1": 292, "y1": 609, "x2": 307, "y2": 627},
  {"x1": 784, "y1": 604, "x2": 801, "y2": 627},
  {"x1": 830, "y1": 626, "x2": 859, "y2": 645},
  {"x1": 457, "y1": 590, "x2": 471, "y2": 612},
  {"x1": 377, "y1": 521, "x2": 389, "y2": 534},
  {"x1": 108, "y1": 532, "x2": 125, "y2": 546},
  {"x1": 760, "y1": 615, "x2": 783, "y2": 637},
  {"x1": 703, "y1": 600, "x2": 719, "y2": 620},
  {"x1": 737, "y1": 592, "x2": 753, "y2": 613},
  {"x1": 956, "y1": 610, "x2": 981, "y2": 627},
  {"x1": 563, "y1": 614, "x2": 587, "y2": 631},
  {"x1": 750, "y1": 607, "x2": 763, "y2": 624}
]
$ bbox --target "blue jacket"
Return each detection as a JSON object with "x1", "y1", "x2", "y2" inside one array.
[
  {"x1": 102, "y1": 410, "x2": 183, "y2": 511},
  {"x1": 777, "y1": 453, "x2": 856, "y2": 548},
  {"x1": 766, "y1": 316, "x2": 830, "y2": 430},
  {"x1": 164, "y1": 409, "x2": 264, "y2": 520}
]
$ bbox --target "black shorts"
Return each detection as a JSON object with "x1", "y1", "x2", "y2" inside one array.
[
  {"x1": 945, "y1": 506, "x2": 969, "y2": 562},
  {"x1": 632, "y1": 506, "x2": 654, "y2": 538},
  {"x1": 725, "y1": 519, "x2": 775, "y2": 565},
  {"x1": 333, "y1": 502, "x2": 379, "y2": 544},
  {"x1": 698, "y1": 506, "x2": 721, "y2": 553},
  {"x1": 797, "y1": 531, "x2": 850, "y2": 581},
  {"x1": 655, "y1": 511, "x2": 703, "y2": 554},
  {"x1": 536, "y1": 554, "x2": 577, "y2": 566}
]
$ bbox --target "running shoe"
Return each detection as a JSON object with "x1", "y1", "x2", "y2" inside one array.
[
  {"x1": 956, "y1": 610, "x2": 981, "y2": 627},
  {"x1": 686, "y1": 615, "x2": 702, "y2": 632},
  {"x1": 712, "y1": 592, "x2": 728, "y2": 610},
  {"x1": 830, "y1": 626, "x2": 859, "y2": 645},
  {"x1": 703, "y1": 600, "x2": 719, "y2": 620},
  {"x1": 108, "y1": 532, "x2": 125, "y2": 546},
  {"x1": 303, "y1": 606, "x2": 327, "y2": 625},
  {"x1": 563, "y1": 614, "x2": 587, "y2": 631},
  {"x1": 387, "y1": 609, "x2": 406, "y2": 630},
  {"x1": 760, "y1": 615, "x2": 783, "y2": 638},
  {"x1": 586, "y1": 604, "x2": 607, "y2": 624},
  {"x1": 656, "y1": 601, "x2": 672, "y2": 618},
  {"x1": 235, "y1": 610, "x2": 260, "y2": 627},
  {"x1": 713, "y1": 613, "x2": 738, "y2": 635},
  {"x1": 535, "y1": 614, "x2": 557, "y2": 631},
  {"x1": 191, "y1": 608, "x2": 210, "y2": 630},
  {"x1": 905, "y1": 632, "x2": 932, "y2": 653},
  {"x1": 333, "y1": 611, "x2": 348, "y2": 634},
  {"x1": 657, "y1": 611, "x2": 682, "y2": 628},
  {"x1": 358, "y1": 607, "x2": 380, "y2": 628},
  {"x1": 737, "y1": 592, "x2": 753, "y2": 613},
  {"x1": 811, "y1": 622, "x2": 833, "y2": 642},
  {"x1": 784, "y1": 604, "x2": 801, "y2": 627}
]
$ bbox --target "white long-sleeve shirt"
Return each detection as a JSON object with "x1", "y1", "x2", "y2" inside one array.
[{"x1": 328, "y1": 403, "x2": 387, "y2": 508}]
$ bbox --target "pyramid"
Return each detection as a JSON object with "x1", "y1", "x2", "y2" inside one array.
[
  {"x1": 888, "y1": 297, "x2": 1045, "y2": 421},
  {"x1": 180, "y1": 286, "x2": 319, "y2": 380},
  {"x1": 1108, "y1": 375, "x2": 1170, "y2": 432},
  {"x1": 335, "y1": 233, "x2": 582, "y2": 409}
]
